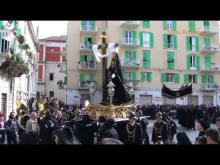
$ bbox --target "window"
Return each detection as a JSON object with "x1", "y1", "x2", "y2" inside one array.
[
  {"x1": 143, "y1": 32, "x2": 150, "y2": 48},
  {"x1": 125, "y1": 50, "x2": 137, "y2": 65},
  {"x1": 204, "y1": 21, "x2": 209, "y2": 31},
  {"x1": 189, "y1": 21, "x2": 196, "y2": 32},
  {"x1": 204, "y1": 37, "x2": 210, "y2": 48},
  {"x1": 167, "y1": 21, "x2": 173, "y2": 30},
  {"x1": 1, "y1": 38, "x2": 10, "y2": 54},
  {"x1": 184, "y1": 74, "x2": 197, "y2": 84},
  {"x1": 124, "y1": 31, "x2": 136, "y2": 44},
  {"x1": 164, "y1": 34, "x2": 177, "y2": 49},
  {"x1": 190, "y1": 56, "x2": 196, "y2": 69},
  {"x1": 167, "y1": 35, "x2": 174, "y2": 48},
  {"x1": 141, "y1": 72, "x2": 152, "y2": 82},
  {"x1": 187, "y1": 36, "x2": 199, "y2": 51},
  {"x1": 49, "y1": 73, "x2": 54, "y2": 81},
  {"x1": 167, "y1": 52, "x2": 175, "y2": 69},
  {"x1": 166, "y1": 73, "x2": 175, "y2": 82},
  {"x1": 123, "y1": 72, "x2": 136, "y2": 81},
  {"x1": 143, "y1": 50, "x2": 151, "y2": 68},
  {"x1": 189, "y1": 36, "x2": 197, "y2": 51},
  {"x1": 189, "y1": 75, "x2": 196, "y2": 83},
  {"x1": 49, "y1": 91, "x2": 54, "y2": 97}
]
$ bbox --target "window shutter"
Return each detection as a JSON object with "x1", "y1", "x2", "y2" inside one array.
[
  {"x1": 196, "y1": 55, "x2": 200, "y2": 70},
  {"x1": 194, "y1": 74, "x2": 198, "y2": 84},
  {"x1": 80, "y1": 73, "x2": 84, "y2": 82},
  {"x1": 210, "y1": 75, "x2": 214, "y2": 83},
  {"x1": 174, "y1": 35, "x2": 177, "y2": 49},
  {"x1": 143, "y1": 50, "x2": 150, "y2": 68},
  {"x1": 184, "y1": 74, "x2": 188, "y2": 83},
  {"x1": 167, "y1": 53, "x2": 174, "y2": 69},
  {"x1": 148, "y1": 72, "x2": 152, "y2": 82},
  {"x1": 133, "y1": 51, "x2": 137, "y2": 64},
  {"x1": 143, "y1": 21, "x2": 150, "y2": 28},
  {"x1": 163, "y1": 21, "x2": 167, "y2": 30},
  {"x1": 196, "y1": 37, "x2": 200, "y2": 51},
  {"x1": 139, "y1": 32, "x2": 143, "y2": 47},
  {"x1": 141, "y1": 72, "x2": 144, "y2": 82},
  {"x1": 132, "y1": 72, "x2": 136, "y2": 80},
  {"x1": 125, "y1": 50, "x2": 129, "y2": 64},
  {"x1": 205, "y1": 55, "x2": 211, "y2": 69},
  {"x1": 64, "y1": 76, "x2": 67, "y2": 84},
  {"x1": 0, "y1": 21, "x2": 4, "y2": 30},
  {"x1": 173, "y1": 21, "x2": 177, "y2": 30},
  {"x1": 187, "y1": 55, "x2": 190, "y2": 70},
  {"x1": 150, "y1": 32, "x2": 154, "y2": 48},
  {"x1": 161, "y1": 73, "x2": 166, "y2": 83},
  {"x1": 175, "y1": 74, "x2": 180, "y2": 83},
  {"x1": 163, "y1": 34, "x2": 167, "y2": 49},
  {"x1": 90, "y1": 73, "x2": 94, "y2": 81},
  {"x1": 202, "y1": 75, "x2": 206, "y2": 84},
  {"x1": 186, "y1": 36, "x2": 190, "y2": 51}
]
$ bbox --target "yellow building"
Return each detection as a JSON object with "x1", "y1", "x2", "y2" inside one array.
[{"x1": 66, "y1": 21, "x2": 220, "y2": 106}]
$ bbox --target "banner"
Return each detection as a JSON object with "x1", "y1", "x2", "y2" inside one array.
[{"x1": 162, "y1": 84, "x2": 192, "y2": 99}]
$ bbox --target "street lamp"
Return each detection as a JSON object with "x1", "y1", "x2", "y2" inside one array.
[{"x1": 107, "y1": 80, "x2": 115, "y2": 105}]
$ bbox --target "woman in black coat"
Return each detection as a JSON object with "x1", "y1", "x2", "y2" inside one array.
[{"x1": 99, "y1": 119, "x2": 119, "y2": 141}]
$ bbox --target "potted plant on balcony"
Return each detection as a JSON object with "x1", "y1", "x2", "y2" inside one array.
[{"x1": 20, "y1": 43, "x2": 30, "y2": 50}]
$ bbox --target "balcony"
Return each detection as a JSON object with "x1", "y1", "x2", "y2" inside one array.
[
  {"x1": 200, "y1": 45, "x2": 219, "y2": 54},
  {"x1": 200, "y1": 26, "x2": 218, "y2": 35},
  {"x1": 201, "y1": 65, "x2": 220, "y2": 73},
  {"x1": 79, "y1": 81, "x2": 97, "y2": 89},
  {"x1": 80, "y1": 25, "x2": 97, "y2": 34},
  {"x1": 120, "y1": 38, "x2": 139, "y2": 47},
  {"x1": 0, "y1": 30, "x2": 11, "y2": 64},
  {"x1": 124, "y1": 80, "x2": 141, "y2": 89},
  {"x1": 120, "y1": 21, "x2": 139, "y2": 28},
  {"x1": 80, "y1": 44, "x2": 93, "y2": 53},
  {"x1": 121, "y1": 61, "x2": 140, "y2": 69},
  {"x1": 201, "y1": 83, "x2": 218, "y2": 92},
  {"x1": 78, "y1": 61, "x2": 96, "y2": 70}
]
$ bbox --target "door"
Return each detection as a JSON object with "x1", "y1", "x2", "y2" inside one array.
[
  {"x1": 203, "y1": 96, "x2": 213, "y2": 105},
  {"x1": 162, "y1": 97, "x2": 176, "y2": 104},
  {"x1": 188, "y1": 96, "x2": 198, "y2": 105},
  {"x1": 140, "y1": 95, "x2": 152, "y2": 105}
]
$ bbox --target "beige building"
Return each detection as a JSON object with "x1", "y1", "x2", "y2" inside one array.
[{"x1": 66, "y1": 21, "x2": 220, "y2": 106}]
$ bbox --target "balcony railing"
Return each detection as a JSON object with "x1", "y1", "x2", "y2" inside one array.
[
  {"x1": 78, "y1": 61, "x2": 96, "y2": 70},
  {"x1": 121, "y1": 61, "x2": 140, "y2": 69},
  {"x1": 80, "y1": 25, "x2": 97, "y2": 33},
  {"x1": 200, "y1": 26, "x2": 218, "y2": 35},
  {"x1": 120, "y1": 21, "x2": 139, "y2": 28},
  {"x1": 80, "y1": 44, "x2": 93, "y2": 52},
  {"x1": 201, "y1": 83, "x2": 218, "y2": 91},
  {"x1": 200, "y1": 45, "x2": 219, "y2": 54},
  {"x1": 79, "y1": 81, "x2": 97, "y2": 89},
  {"x1": 121, "y1": 38, "x2": 139, "y2": 47},
  {"x1": 0, "y1": 30, "x2": 11, "y2": 57}
]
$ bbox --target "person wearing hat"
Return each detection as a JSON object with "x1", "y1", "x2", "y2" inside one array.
[
  {"x1": 151, "y1": 114, "x2": 168, "y2": 144},
  {"x1": 125, "y1": 112, "x2": 143, "y2": 144},
  {"x1": 195, "y1": 119, "x2": 209, "y2": 144}
]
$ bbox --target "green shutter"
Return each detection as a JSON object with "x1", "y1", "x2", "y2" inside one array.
[
  {"x1": 204, "y1": 21, "x2": 210, "y2": 31},
  {"x1": 125, "y1": 50, "x2": 129, "y2": 64},
  {"x1": 196, "y1": 37, "x2": 199, "y2": 51},
  {"x1": 204, "y1": 37, "x2": 210, "y2": 47},
  {"x1": 143, "y1": 21, "x2": 150, "y2": 28},
  {"x1": 184, "y1": 74, "x2": 189, "y2": 83},
  {"x1": 132, "y1": 31, "x2": 136, "y2": 38},
  {"x1": 148, "y1": 72, "x2": 152, "y2": 82},
  {"x1": 202, "y1": 75, "x2": 206, "y2": 84},
  {"x1": 80, "y1": 73, "x2": 84, "y2": 81},
  {"x1": 133, "y1": 51, "x2": 137, "y2": 64},
  {"x1": 0, "y1": 21, "x2": 4, "y2": 30},
  {"x1": 161, "y1": 73, "x2": 166, "y2": 83},
  {"x1": 90, "y1": 73, "x2": 94, "y2": 81},
  {"x1": 174, "y1": 35, "x2": 177, "y2": 50},
  {"x1": 163, "y1": 34, "x2": 168, "y2": 49},
  {"x1": 139, "y1": 32, "x2": 143, "y2": 47},
  {"x1": 163, "y1": 21, "x2": 167, "y2": 30},
  {"x1": 80, "y1": 56, "x2": 84, "y2": 63},
  {"x1": 186, "y1": 55, "x2": 190, "y2": 70},
  {"x1": 186, "y1": 36, "x2": 190, "y2": 51},
  {"x1": 0, "y1": 31, "x2": 2, "y2": 53},
  {"x1": 173, "y1": 21, "x2": 177, "y2": 30},
  {"x1": 150, "y1": 33, "x2": 154, "y2": 48},
  {"x1": 194, "y1": 75, "x2": 198, "y2": 84},
  {"x1": 175, "y1": 74, "x2": 180, "y2": 83},
  {"x1": 208, "y1": 75, "x2": 214, "y2": 83},
  {"x1": 167, "y1": 53, "x2": 174, "y2": 69},
  {"x1": 81, "y1": 21, "x2": 86, "y2": 30},
  {"x1": 131, "y1": 72, "x2": 136, "y2": 80},
  {"x1": 189, "y1": 21, "x2": 195, "y2": 32},
  {"x1": 143, "y1": 50, "x2": 150, "y2": 68},
  {"x1": 84, "y1": 37, "x2": 88, "y2": 45},
  {"x1": 205, "y1": 55, "x2": 211, "y2": 70},
  {"x1": 90, "y1": 21, "x2": 95, "y2": 30},
  {"x1": 196, "y1": 55, "x2": 200, "y2": 70}
]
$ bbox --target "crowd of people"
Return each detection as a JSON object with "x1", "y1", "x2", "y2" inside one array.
[{"x1": 0, "y1": 98, "x2": 220, "y2": 145}]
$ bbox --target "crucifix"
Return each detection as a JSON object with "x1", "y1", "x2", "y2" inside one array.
[{"x1": 97, "y1": 32, "x2": 108, "y2": 104}]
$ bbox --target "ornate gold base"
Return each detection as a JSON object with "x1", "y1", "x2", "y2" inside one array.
[{"x1": 85, "y1": 103, "x2": 136, "y2": 121}]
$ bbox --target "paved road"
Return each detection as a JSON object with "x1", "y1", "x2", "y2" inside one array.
[{"x1": 147, "y1": 119, "x2": 217, "y2": 144}]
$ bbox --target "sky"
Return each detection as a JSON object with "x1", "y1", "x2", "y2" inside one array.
[{"x1": 32, "y1": 21, "x2": 67, "y2": 39}]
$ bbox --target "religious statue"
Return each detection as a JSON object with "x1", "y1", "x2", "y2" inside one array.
[{"x1": 108, "y1": 52, "x2": 132, "y2": 105}]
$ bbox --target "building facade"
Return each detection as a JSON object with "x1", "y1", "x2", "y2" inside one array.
[
  {"x1": 66, "y1": 21, "x2": 220, "y2": 106},
  {"x1": 37, "y1": 36, "x2": 67, "y2": 102},
  {"x1": 0, "y1": 21, "x2": 39, "y2": 119}
]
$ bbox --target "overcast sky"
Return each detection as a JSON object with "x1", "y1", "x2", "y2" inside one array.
[{"x1": 33, "y1": 21, "x2": 67, "y2": 39}]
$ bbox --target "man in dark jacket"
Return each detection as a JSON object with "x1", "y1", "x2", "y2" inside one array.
[
  {"x1": 140, "y1": 117, "x2": 149, "y2": 144},
  {"x1": 98, "y1": 119, "x2": 119, "y2": 142},
  {"x1": 152, "y1": 114, "x2": 168, "y2": 144},
  {"x1": 125, "y1": 112, "x2": 143, "y2": 144},
  {"x1": 5, "y1": 112, "x2": 19, "y2": 144}
]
